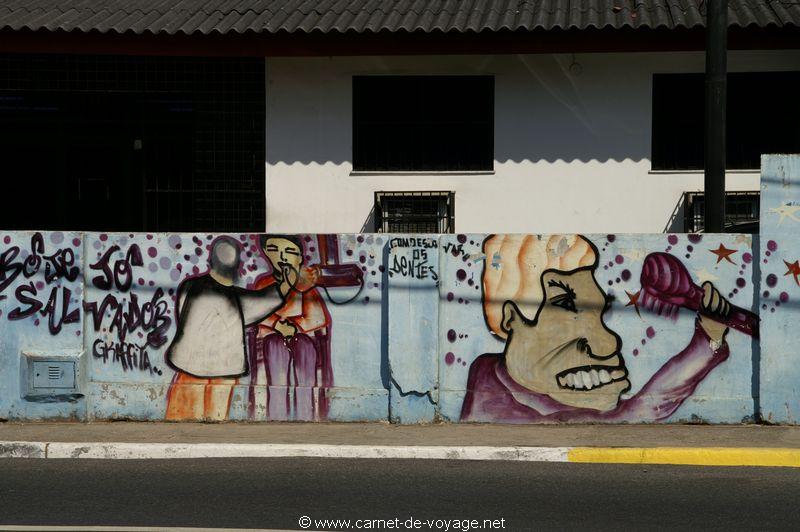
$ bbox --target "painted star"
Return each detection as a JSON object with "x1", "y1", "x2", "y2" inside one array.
[
  {"x1": 694, "y1": 268, "x2": 719, "y2": 284},
  {"x1": 770, "y1": 204, "x2": 800, "y2": 225},
  {"x1": 625, "y1": 290, "x2": 641, "y2": 318},
  {"x1": 709, "y1": 244, "x2": 737, "y2": 264},
  {"x1": 621, "y1": 248, "x2": 648, "y2": 264},
  {"x1": 784, "y1": 259, "x2": 800, "y2": 286}
]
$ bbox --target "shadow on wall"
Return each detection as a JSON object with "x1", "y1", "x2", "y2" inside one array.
[{"x1": 266, "y1": 54, "x2": 650, "y2": 167}]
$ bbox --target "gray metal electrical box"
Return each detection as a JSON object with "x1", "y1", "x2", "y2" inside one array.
[{"x1": 22, "y1": 351, "x2": 84, "y2": 400}]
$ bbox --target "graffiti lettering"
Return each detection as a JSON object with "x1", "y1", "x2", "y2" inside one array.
[
  {"x1": 389, "y1": 249, "x2": 438, "y2": 281},
  {"x1": 90, "y1": 244, "x2": 143, "y2": 292},
  {"x1": 92, "y1": 338, "x2": 161, "y2": 375},
  {"x1": 7, "y1": 283, "x2": 79, "y2": 334},
  {"x1": 0, "y1": 233, "x2": 79, "y2": 294},
  {"x1": 389, "y1": 237, "x2": 438, "y2": 250},
  {"x1": 0, "y1": 233, "x2": 81, "y2": 335},
  {"x1": 443, "y1": 242, "x2": 470, "y2": 260},
  {"x1": 83, "y1": 289, "x2": 171, "y2": 348}
]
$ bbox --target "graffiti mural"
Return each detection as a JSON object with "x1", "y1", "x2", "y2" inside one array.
[
  {"x1": 459, "y1": 234, "x2": 757, "y2": 423},
  {"x1": 2, "y1": 156, "x2": 800, "y2": 425}
]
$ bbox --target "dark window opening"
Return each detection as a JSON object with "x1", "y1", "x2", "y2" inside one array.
[
  {"x1": 374, "y1": 191, "x2": 455, "y2": 233},
  {"x1": 353, "y1": 76, "x2": 494, "y2": 172},
  {"x1": 652, "y1": 71, "x2": 800, "y2": 171},
  {"x1": 0, "y1": 54, "x2": 265, "y2": 232},
  {"x1": 683, "y1": 191, "x2": 760, "y2": 233}
]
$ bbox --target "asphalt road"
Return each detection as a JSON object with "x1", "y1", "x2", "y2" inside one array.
[{"x1": 0, "y1": 458, "x2": 798, "y2": 531}]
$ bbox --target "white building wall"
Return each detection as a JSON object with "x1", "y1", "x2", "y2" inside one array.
[{"x1": 265, "y1": 51, "x2": 800, "y2": 234}]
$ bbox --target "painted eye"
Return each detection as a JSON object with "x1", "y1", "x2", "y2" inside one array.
[{"x1": 551, "y1": 296, "x2": 577, "y2": 313}]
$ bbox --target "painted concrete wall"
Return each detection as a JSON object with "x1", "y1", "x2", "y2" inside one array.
[
  {"x1": 760, "y1": 155, "x2": 800, "y2": 424},
  {"x1": 1, "y1": 219, "x2": 781, "y2": 424},
  {"x1": 264, "y1": 51, "x2": 800, "y2": 234}
]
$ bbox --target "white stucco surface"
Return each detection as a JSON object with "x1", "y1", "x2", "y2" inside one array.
[{"x1": 265, "y1": 51, "x2": 800, "y2": 234}]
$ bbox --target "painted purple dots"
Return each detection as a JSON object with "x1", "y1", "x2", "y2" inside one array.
[
  {"x1": 736, "y1": 278, "x2": 746, "y2": 288},
  {"x1": 457, "y1": 234, "x2": 467, "y2": 244},
  {"x1": 456, "y1": 269, "x2": 467, "y2": 281},
  {"x1": 148, "y1": 247, "x2": 158, "y2": 258},
  {"x1": 743, "y1": 252, "x2": 752, "y2": 264},
  {"x1": 359, "y1": 255, "x2": 366, "y2": 264},
  {"x1": 780, "y1": 291, "x2": 789, "y2": 303},
  {"x1": 615, "y1": 255, "x2": 624, "y2": 265},
  {"x1": 668, "y1": 234, "x2": 679, "y2": 245},
  {"x1": 99, "y1": 234, "x2": 108, "y2": 241},
  {"x1": 687, "y1": 245, "x2": 694, "y2": 252},
  {"x1": 447, "y1": 292, "x2": 454, "y2": 302},
  {"x1": 447, "y1": 329, "x2": 457, "y2": 343},
  {"x1": 445, "y1": 352, "x2": 455, "y2": 365},
  {"x1": 633, "y1": 349, "x2": 639, "y2": 356},
  {"x1": 50, "y1": 232, "x2": 64, "y2": 245},
  {"x1": 621, "y1": 269, "x2": 631, "y2": 282},
  {"x1": 767, "y1": 240, "x2": 778, "y2": 252},
  {"x1": 3, "y1": 236, "x2": 10, "y2": 244},
  {"x1": 607, "y1": 235, "x2": 616, "y2": 243},
  {"x1": 766, "y1": 274, "x2": 778, "y2": 288},
  {"x1": 688, "y1": 234, "x2": 703, "y2": 244},
  {"x1": 72, "y1": 238, "x2": 81, "y2": 247},
  {"x1": 646, "y1": 326, "x2": 656, "y2": 339}
]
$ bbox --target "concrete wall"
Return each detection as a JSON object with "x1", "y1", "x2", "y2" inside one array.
[
  {"x1": 9, "y1": 173, "x2": 800, "y2": 423},
  {"x1": 759, "y1": 155, "x2": 800, "y2": 423},
  {"x1": 265, "y1": 51, "x2": 800, "y2": 234}
]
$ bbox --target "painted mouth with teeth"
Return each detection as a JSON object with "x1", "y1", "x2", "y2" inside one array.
[{"x1": 556, "y1": 365, "x2": 628, "y2": 391}]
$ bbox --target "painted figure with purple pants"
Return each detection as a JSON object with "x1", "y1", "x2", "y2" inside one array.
[{"x1": 248, "y1": 235, "x2": 331, "y2": 421}]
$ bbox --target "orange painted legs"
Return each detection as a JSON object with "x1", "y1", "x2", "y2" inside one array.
[{"x1": 165, "y1": 372, "x2": 237, "y2": 421}]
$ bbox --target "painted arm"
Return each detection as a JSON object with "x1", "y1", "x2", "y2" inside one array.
[
  {"x1": 238, "y1": 286, "x2": 285, "y2": 326},
  {"x1": 608, "y1": 318, "x2": 730, "y2": 422},
  {"x1": 609, "y1": 283, "x2": 734, "y2": 422}
]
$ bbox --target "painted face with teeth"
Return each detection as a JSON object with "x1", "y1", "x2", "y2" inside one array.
[{"x1": 494, "y1": 242, "x2": 631, "y2": 412}]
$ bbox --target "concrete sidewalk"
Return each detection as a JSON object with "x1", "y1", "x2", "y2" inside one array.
[{"x1": 1, "y1": 422, "x2": 799, "y2": 466}]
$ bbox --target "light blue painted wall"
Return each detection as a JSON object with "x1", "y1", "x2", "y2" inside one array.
[{"x1": 0, "y1": 156, "x2": 796, "y2": 424}]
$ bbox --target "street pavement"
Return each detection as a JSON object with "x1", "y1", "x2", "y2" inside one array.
[{"x1": 0, "y1": 457, "x2": 798, "y2": 531}]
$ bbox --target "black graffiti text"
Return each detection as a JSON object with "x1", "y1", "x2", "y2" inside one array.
[
  {"x1": 83, "y1": 289, "x2": 171, "y2": 349},
  {"x1": 389, "y1": 248, "x2": 438, "y2": 281},
  {"x1": 0, "y1": 233, "x2": 81, "y2": 334},
  {"x1": 389, "y1": 237, "x2": 438, "y2": 250},
  {"x1": 90, "y1": 244, "x2": 143, "y2": 292},
  {"x1": 7, "y1": 283, "x2": 80, "y2": 334},
  {"x1": 92, "y1": 338, "x2": 162, "y2": 376},
  {"x1": 442, "y1": 242, "x2": 471, "y2": 260}
]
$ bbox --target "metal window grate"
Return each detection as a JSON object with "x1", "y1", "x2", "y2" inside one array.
[
  {"x1": 374, "y1": 191, "x2": 455, "y2": 233},
  {"x1": 0, "y1": 53, "x2": 265, "y2": 232},
  {"x1": 683, "y1": 191, "x2": 760, "y2": 233}
]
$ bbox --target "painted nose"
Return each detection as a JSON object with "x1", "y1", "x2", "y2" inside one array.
[{"x1": 587, "y1": 328, "x2": 621, "y2": 359}]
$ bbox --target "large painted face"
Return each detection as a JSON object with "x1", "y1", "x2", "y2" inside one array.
[
  {"x1": 263, "y1": 237, "x2": 303, "y2": 281},
  {"x1": 502, "y1": 267, "x2": 630, "y2": 412}
]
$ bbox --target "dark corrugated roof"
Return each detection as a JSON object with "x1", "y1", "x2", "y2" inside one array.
[{"x1": 0, "y1": 1, "x2": 797, "y2": 36}]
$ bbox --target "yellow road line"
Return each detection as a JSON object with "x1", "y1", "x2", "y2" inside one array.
[{"x1": 568, "y1": 447, "x2": 800, "y2": 467}]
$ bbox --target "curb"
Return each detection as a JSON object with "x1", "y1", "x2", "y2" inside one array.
[{"x1": 1, "y1": 441, "x2": 799, "y2": 467}]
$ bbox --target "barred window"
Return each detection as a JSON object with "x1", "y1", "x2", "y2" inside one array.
[
  {"x1": 374, "y1": 191, "x2": 455, "y2": 234},
  {"x1": 353, "y1": 76, "x2": 494, "y2": 172},
  {"x1": 652, "y1": 71, "x2": 800, "y2": 171}
]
